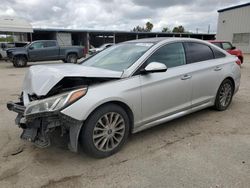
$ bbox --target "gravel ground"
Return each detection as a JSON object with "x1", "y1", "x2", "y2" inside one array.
[{"x1": 0, "y1": 57, "x2": 249, "y2": 188}]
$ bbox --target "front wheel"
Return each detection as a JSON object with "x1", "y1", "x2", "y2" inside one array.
[
  {"x1": 13, "y1": 56, "x2": 27, "y2": 67},
  {"x1": 66, "y1": 53, "x2": 77, "y2": 63},
  {"x1": 214, "y1": 79, "x2": 234, "y2": 111},
  {"x1": 81, "y1": 104, "x2": 130, "y2": 158}
]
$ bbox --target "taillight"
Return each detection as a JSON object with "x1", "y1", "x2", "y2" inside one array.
[
  {"x1": 83, "y1": 48, "x2": 86, "y2": 57},
  {"x1": 236, "y1": 59, "x2": 241, "y2": 67}
]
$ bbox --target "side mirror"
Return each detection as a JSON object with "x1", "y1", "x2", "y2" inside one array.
[
  {"x1": 140, "y1": 62, "x2": 167, "y2": 74},
  {"x1": 29, "y1": 46, "x2": 34, "y2": 50},
  {"x1": 231, "y1": 46, "x2": 236, "y2": 50}
]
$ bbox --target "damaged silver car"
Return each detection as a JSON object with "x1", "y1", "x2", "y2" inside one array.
[{"x1": 7, "y1": 38, "x2": 241, "y2": 158}]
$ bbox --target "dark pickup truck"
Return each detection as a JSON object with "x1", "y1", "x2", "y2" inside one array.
[{"x1": 7, "y1": 40, "x2": 84, "y2": 67}]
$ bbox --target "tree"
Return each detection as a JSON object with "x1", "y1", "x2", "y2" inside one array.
[
  {"x1": 132, "y1": 25, "x2": 146, "y2": 32},
  {"x1": 132, "y1": 22, "x2": 154, "y2": 32},
  {"x1": 172, "y1": 25, "x2": 185, "y2": 33},
  {"x1": 162, "y1": 27, "x2": 170, "y2": 33},
  {"x1": 145, "y1": 22, "x2": 153, "y2": 32}
]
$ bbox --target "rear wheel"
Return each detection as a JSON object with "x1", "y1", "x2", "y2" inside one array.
[
  {"x1": 66, "y1": 53, "x2": 77, "y2": 63},
  {"x1": 13, "y1": 56, "x2": 27, "y2": 67},
  {"x1": 214, "y1": 79, "x2": 234, "y2": 111},
  {"x1": 81, "y1": 104, "x2": 130, "y2": 158}
]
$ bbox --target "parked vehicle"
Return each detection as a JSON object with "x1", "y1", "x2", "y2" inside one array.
[
  {"x1": 1, "y1": 42, "x2": 30, "y2": 60},
  {"x1": 7, "y1": 40, "x2": 84, "y2": 67},
  {"x1": 0, "y1": 42, "x2": 8, "y2": 60},
  {"x1": 89, "y1": 43, "x2": 114, "y2": 55},
  {"x1": 209, "y1": 40, "x2": 243, "y2": 64},
  {"x1": 8, "y1": 42, "x2": 29, "y2": 47},
  {"x1": 7, "y1": 38, "x2": 241, "y2": 158},
  {"x1": 0, "y1": 42, "x2": 14, "y2": 59}
]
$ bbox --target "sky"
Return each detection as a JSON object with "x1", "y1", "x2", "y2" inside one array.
[{"x1": 0, "y1": 0, "x2": 249, "y2": 33}]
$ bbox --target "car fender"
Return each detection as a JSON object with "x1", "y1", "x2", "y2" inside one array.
[
  {"x1": 12, "y1": 51, "x2": 28, "y2": 60},
  {"x1": 65, "y1": 48, "x2": 82, "y2": 58},
  {"x1": 60, "y1": 76, "x2": 141, "y2": 123},
  {"x1": 62, "y1": 96, "x2": 135, "y2": 153}
]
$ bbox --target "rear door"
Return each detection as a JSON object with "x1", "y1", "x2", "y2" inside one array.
[
  {"x1": 44, "y1": 41, "x2": 60, "y2": 60},
  {"x1": 183, "y1": 42, "x2": 224, "y2": 107},
  {"x1": 139, "y1": 42, "x2": 192, "y2": 125}
]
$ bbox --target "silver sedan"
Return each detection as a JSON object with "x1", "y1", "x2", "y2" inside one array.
[{"x1": 7, "y1": 38, "x2": 241, "y2": 158}]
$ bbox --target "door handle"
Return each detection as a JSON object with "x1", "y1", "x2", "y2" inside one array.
[
  {"x1": 181, "y1": 74, "x2": 192, "y2": 80},
  {"x1": 214, "y1": 66, "x2": 222, "y2": 71}
]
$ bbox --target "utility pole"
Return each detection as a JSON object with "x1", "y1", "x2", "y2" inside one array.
[
  {"x1": 208, "y1": 24, "x2": 210, "y2": 34},
  {"x1": 196, "y1": 28, "x2": 199, "y2": 34}
]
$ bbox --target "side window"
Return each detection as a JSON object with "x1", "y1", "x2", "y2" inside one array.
[
  {"x1": 31, "y1": 42, "x2": 44, "y2": 49},
  {"x1": 184, "y1": 42, "x2": 214, "y2": 63},
  {"x1": 222, "y1": 42, "x2": 232, "y2": 50},
  {"x1": 211, "y1": 47, "x2": 226, "y2": 59},
  {"x1": 146, "y1": 43, "x2": 186, "y2": 68},
  {"x1": 45, "y1": 41, "x2": 57, "y2": 47}
]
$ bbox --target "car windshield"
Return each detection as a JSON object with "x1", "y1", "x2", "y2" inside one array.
[{"x1": 82, "y1": 42, "x2": 153, "y2": 71}]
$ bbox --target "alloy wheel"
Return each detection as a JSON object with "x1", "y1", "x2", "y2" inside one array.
[
  {"x1": 93, "y1": 112, "x2": 125, "y2": 152},
  {"x1": 219, "y1": 82, "x2": 232, "y2": 107}
]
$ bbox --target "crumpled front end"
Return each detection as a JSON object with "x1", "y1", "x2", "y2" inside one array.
[
  {"x1": 7, "y1": 64, "x2": 121, "y2": 152},
  {"x1": 6, "y1": 89, "x2": 87, "y2": 152}
]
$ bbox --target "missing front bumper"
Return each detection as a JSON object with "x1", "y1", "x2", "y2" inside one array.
[{"x1": 7, "y1": 101, "x2": 83, "y2": 152}]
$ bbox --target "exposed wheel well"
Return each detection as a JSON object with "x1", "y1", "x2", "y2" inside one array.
[{"x1": 67, "y1": 52, "x2": 77, "y2": 58}]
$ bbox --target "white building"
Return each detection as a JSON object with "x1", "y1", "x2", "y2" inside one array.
[
  {"x1": 0, "y1": 17, "x2": 33, "y2": 42},
  {"x1": 217, "y1": 3, "x2": 250, "y2": 53}
]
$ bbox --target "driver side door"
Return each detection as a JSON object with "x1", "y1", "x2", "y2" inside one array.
[
  {"x1": 28, "y1": 41, "x2": 46, "y2": 61},
  {"x1": 139, "y1": 42, "x2": 192, "y2": 127}
]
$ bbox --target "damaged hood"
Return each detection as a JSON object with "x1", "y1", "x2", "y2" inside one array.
[{"x1": 23, "y1": 64, "x2": 123, "y2": 96}]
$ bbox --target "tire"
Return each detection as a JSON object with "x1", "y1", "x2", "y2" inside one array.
[
  {"x1": 214, "y1": 79, "x2": 234, "y2": 111},
  {"x1": 12, "y1": 61, "x2": 17, "y2": 67},
  {"x1": 62, "y1": 59, "x2": 67, "y2": 63},
  {"x1": 13, "y1": 56, "x2": 27, "y2": 67},
  {"x1": 66, "y1": 53, "x2": 77, "y2": 64},
  {"x1": 81, "y1": 104, "x2": 130, "y2": 158}
]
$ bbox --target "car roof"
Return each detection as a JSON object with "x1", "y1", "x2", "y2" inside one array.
[
  {"x1": 125, "y1": 37, "x2": 169, "y2": 44},
  {"x1": 124, "y1": 37, "x2": 215, "y2": 45},
  {"x1": 208, "y1": 40, "x2": 228, "y2": 43},
  {"x1": 31, "y1": 40, "x2": 57, "y2": 42}
]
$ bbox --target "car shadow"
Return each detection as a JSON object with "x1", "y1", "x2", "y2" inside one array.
[{"x1": 40, "y1": 107, "x2": 216, "y2": 160}]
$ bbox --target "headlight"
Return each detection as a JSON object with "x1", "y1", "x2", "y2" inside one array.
[{"x1": 25, "y1": 88, "x2": 87, "y2": 116}]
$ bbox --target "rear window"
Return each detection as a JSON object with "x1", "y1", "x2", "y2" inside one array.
[
  {"x1": 222, "y1": 42, "x2": 232, "y2": 50},
  {"x1": 211, "y1": 47, "x2": 226, "y2": 59},
  {"x1": 45, "y1": 41, "x2": 57, "y2": 47},
  {"x1": 211, "y1": 42, "x2": 222, "y2": 48},
  {"x1": 184, "y1": 42, "x2": 214, "y2": 64}
]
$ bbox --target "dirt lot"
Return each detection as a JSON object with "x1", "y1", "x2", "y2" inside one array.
[{"x1": 0, "y1": 57, "x2": 250, "y2": 188}]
